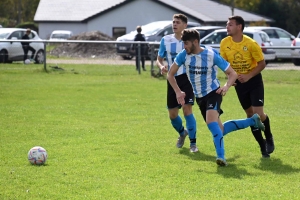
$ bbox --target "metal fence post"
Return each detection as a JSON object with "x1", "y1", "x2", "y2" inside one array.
[
  {"x1": 137, "y1": 43, "x2": 141, "y2": 74},
  {"x1": 150, "y1": 44, "x2": 154, "y2": 76},
  {"x1": 43, "y1": 42, "x2": 47, "y2": 72}
]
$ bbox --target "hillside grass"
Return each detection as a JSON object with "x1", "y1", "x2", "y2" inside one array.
[{"x1": 0, "y1": 63, "x2": 300, "y2": 199}]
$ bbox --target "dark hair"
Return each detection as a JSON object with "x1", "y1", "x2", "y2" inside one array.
[
  {"x1": 173, "y1": 13, "x2": 188, "y2": 24},
  {"x1": 136, "y1": 26, "x2": 142, "y2": 33},
  {"x1": 181, "y1": 29, "x2": 200, "y2": 43},
  {"x1": 228, "y1": 16, "x2": 245, "y2": 31}
]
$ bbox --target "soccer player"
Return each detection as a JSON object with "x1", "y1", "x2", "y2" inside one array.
[
  {"x1": 157, "y1": 14, "x2": 198, "y2": 152},
  {"x1": 167, "y1": 29, "x2": 265, "y2": 166},
  {"x1": 220, "y1": 16, "x2": 275, "y2": 158}
]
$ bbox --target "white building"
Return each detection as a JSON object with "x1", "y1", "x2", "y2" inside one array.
[{"x1": 34, "y1": 0, "x2": 273, "y2": 39}]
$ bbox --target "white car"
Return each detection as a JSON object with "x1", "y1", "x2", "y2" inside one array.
[
  {"x1": 49, "y1": 30, "x2": 73, "y2": 40},
  {"x1": 291, "y1": 32, "x2": 300, "y2": 66},
  {"x1": 245, "y1": 26, "x2": 295, "y2": 59},
  {"x1": 200, "y1": 28, "x2": 276, "y2": 62},
  {"x1": 0, "y1": 28, "x2": 45, "y2": 63}
]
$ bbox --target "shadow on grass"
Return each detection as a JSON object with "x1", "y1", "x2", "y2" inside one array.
[
  {"x1": 179, "y1": 148, "x2": 252, "y2": 179},
  {"x1": 254, "y1": 157, "x2": 300, "y2": 174}
]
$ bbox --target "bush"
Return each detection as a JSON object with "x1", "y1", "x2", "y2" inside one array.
[{"x1": 16, "y1": 22, "x2": 38, "y2": 33}]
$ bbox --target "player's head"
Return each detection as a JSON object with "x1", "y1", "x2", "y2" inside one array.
[
  {"x1": 136, "y1": 26, "x2": 142, "y2": 33},
  {"x1": 172, "y1": 14, "x2": 188, "y2": 34},
  {"x1": 181, "y1": 29, "x2": 200, "y2": 54},
  {"x1": 226, "y1": 15, "x2": 244, "y2": 36},
  {"x1": 26, "y1": 28, "x2": 31, "y2": 34}
]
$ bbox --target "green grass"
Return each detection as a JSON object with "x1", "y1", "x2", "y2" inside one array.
[{"x1": 0, "y1": 63, "x2": 300, "y2": 199}]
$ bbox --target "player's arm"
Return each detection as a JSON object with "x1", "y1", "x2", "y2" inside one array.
[
  {"x1": 167, "y1": 63, "x2": 185, "y2": 105},
  {"x1": 216, "y1": 66, "x2": 237, "y2": 96},
  {"x1": 156, "y1": 38, "x2": 168, "y2": 74},
  {"x1": 157, "y1": 56, "x2": 168, "y2": 75},
  {"x1": 213, "y1": 52, "x2": 237, "y2": 96}
]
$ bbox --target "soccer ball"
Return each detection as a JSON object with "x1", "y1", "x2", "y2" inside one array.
[
  {"x1": 28, "y1": 146, "x2": 48, "y2": 165},
  {"x1": 24, "y1": 59, "x2": 31, "y2": 64}
]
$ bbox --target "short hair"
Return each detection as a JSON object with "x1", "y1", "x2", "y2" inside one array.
[
  {"x1": 136, "y1": 26, "x2": 142, "y2": 33},
  {"x1": 173, "y1": 13, "x2": 188, "y2": 24},
  {"x1": 181, "y1": 29, "x2": 200, "y2": 43},
  {"x1": 228, "y1": 16, "x2": 245, "y2": 31},
  {"x1": 26, "y1": 28, "x2": 31, "y2": 33}
]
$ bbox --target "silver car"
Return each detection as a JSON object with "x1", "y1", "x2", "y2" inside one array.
[
  {"x1": 0, "y1": 28, "x2": 45, "y2": 63},
  {"x1": 291, "y1": 32, "x2": 300, "y2": 66},
  {"x1": 116, "y1": 21, "x2": 200, "y2": 60},
  {"x1": 246, "y1": 26, "x2": 295, "y2": 59},
  {"x1": 200, "y1": 28, "x2": 276, "y2": 62}
]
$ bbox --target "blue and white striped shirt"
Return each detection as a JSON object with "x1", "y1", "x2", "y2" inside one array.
[
  {"x1": 174, "y1": 46, "x2": 230, "y2": 98},
  {"x1": 158, "y1": 34, "x2": 186, "y2": 76}
]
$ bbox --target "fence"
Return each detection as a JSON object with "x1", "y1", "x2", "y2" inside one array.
[{"x1": 1, "y1": 40, "x2": 300, "y2": 76}]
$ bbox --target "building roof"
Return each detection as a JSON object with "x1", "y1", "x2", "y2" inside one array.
[
  {"x1": 34, "y1": 0, "x2": 127, "y2": 21},
  {"x1": 34, "y1": 0, "x2": 273, "y2": 23}
]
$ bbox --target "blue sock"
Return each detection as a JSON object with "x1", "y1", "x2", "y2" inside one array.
[
  {"x1": 184, "y1": 114, "x2": 196, "y2": 146},
  {"x1": 223, "y1": 118, "x2": 254, "y2": 136},
  {"x1": 207, "y1": 122, "x2": 225, "y2": 159},
  {"x1": 171, "y1": 115, "x2": 184, "y2": 136}
]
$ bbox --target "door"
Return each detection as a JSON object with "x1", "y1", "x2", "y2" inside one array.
[
  {"x1": 8, "y1": 30, "x2": 24, "y2": 60},
  {"x1": 262, "y1": 29, "x2": 292, "y2": 59}
]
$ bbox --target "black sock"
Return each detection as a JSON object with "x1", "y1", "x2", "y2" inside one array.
[
  {"x1": 263, "y1": 115, "x2": 273, "y2": 140},
  {"x1": 250, "y1": 126, "x2": 266, "y2": 151}
]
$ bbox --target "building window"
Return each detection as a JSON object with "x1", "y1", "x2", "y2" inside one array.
[{"x1": 113, "y1": 27, "x2": 126, "y2": 39}]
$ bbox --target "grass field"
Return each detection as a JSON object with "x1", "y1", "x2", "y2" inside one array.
[{"x1": 0, "y1": 63, "x2": 300, "y2": 199}]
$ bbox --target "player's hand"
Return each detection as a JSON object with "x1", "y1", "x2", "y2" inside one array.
[
  {"x1": 176, "y1": 91, "x2": 186, "y2": 105},
  {"x1": 237, "y1": 74, "x2": 251, "y2": 83},
  {"x1": 216, "y1": 86, "x2": 229, "y2": 96},
  {"x1": 160, "y1": 65, "x2": 168, "y2": 75}
]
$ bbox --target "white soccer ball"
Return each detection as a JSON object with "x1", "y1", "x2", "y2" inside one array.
[
  {"x1": 28, "y1": 146, "x2": 48, "y2": 165},
  {"x1": 24, "y1": 59, "x2": 31, "y2": 64}
]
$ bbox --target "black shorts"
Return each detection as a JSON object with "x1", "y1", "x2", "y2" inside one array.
[
  {"x1": 195, "y1": 89, "x2": 223, "y2": 121},
  {"x1": 167, "y1": 74, "x2": 194, "y2": 109},
  {"x1": 235, "y1": 73, "x2": 264, "y2": 110}
]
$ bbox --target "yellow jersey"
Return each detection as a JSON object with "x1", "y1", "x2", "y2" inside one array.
[{"x1": 220, "y1": 35, "x2": 264, "y2": 74}]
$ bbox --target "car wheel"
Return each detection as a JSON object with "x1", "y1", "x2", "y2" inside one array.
[
  {"x1": 121, "y1": 55, "x2": 133, "y2": 60},
  {"x1": 0, "y1": 50, "x2": 8, "y2": 63},
  {"x1": 34, "y1": 50, "x2": 45, "y2": 64},
  {"x1": 292, "y1": 58, "x2": 300, "y2": 66}
]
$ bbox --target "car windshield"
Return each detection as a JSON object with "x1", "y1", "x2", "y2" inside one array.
[
  {"x1": 0, "y1": 32, "x2": 10, "y2": 39},
  {"x1": 141, "y1": 21, "x2": 171, "y2": 36},
  {"x1": 51, "y1": 34, "x2": 70, "y2": 39}
]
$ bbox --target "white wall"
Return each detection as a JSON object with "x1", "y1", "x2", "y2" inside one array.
[{"x1": 87, "y1": 0, "x2": 200, "y2": 37}]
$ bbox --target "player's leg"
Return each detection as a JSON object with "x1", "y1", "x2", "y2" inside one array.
[
  {"x1": 203, "y1": 92, "x2": 227, "y2": 166},
  {"x1": 222, "y1": 113, "x2": 265, "y2": 136},
  {"x1": 235, "y1": 75, "x2": 270, "y2": 158},
  {"x1": 29, "y1": 46, "x2": 36, "y2": 60},
  {"x1": 23, "y1": 46, "x2": 29, "y2": 62},
  {"x1": 251, "y1": 84, "x2": 275, "y2": 154},
  {"x1": 179, "y1": 74, "x2": 197, "y2": 152},
  {"x1": 167, "y1": 81, "x2": 187, "y2": 148},
  {"x1": 182, "y1": 104, "x2": 197, "y2": 152}
]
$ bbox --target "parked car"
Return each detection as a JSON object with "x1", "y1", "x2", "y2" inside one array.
[
  {"x1": 0, "y1": 28, "x2": 45, "y2": 63},
  {"x1": 116, "y1": 20, "x2": 201, "y2": 60},
  {"x1": 246, "y1": 26, "x2": 295, "y2": 59},
  {"x1": 200, "y1": 28, "x2": 276, "y2": 62},
  {"x1": 49, "y1": 30, "x2": 73, "y2": 40},
  {"x1": 291, "y1": 31, "x2": 300, "y2": 66},
  {"x1": 188, "y1": 26, "x2": 224, "y2": 39}
]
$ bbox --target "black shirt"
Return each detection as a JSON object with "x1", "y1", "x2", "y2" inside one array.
[{"x1": 21, "y1": 34, "x2": 30, "y2": 46}]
